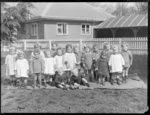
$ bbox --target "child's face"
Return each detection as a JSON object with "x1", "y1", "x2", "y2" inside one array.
[
  {"x1": 93, "y1": 46, "x2": 97, "y2": 51},
  {"x1": 19, "y1": 53, "x2": 24, "y2": 59},
  {"x1": 10, "y1": 49, "x2": 15, "y2": 55},
  {"x1": 46, "y1": 52, "x2": 51, "y2": 58},
  {"x1": 57, "y1": 49, "x2": 62, "y2": 56},
  {"x1": 113, "y1": 46, "x2": 119, "y2": 53},
  {"x1": 67, "y1": 46, "x2": 72, "y2": 53},
  {"x1": 52, "y1": 44, "x2": 57, "y2": 50},
  {"x1": 105, "y1": 44, "x2": 110, "y2": 50},
  {"x1": 74, "y1": 47, "x2": 79, "y2": 53},
  {"x1": 34, "y1": 52, "x2": 40, "y2": 58},
  {"x1": 85, "y1": 47, "x2": 90, "y2": 53},
  {"x1": 122, "y1": 45, "x2": 128, "y2": 51}
]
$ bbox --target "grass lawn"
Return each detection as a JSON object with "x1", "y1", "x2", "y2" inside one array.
[{"x1": 1, "y1": 86, "x2": 148, "y2": 113}]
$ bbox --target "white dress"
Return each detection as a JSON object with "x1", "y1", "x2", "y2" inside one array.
[
  {"x1": 109, "y1": 54, "x2": 125, "y2": 73},
  {"x1": 15, "y1": 59, "x2": 29, "y2": 78},
  {"x1": 5, "y1": 54, "x2": 17, "y2": 77},
  {"x1": 54, "y1": 55, "x2": 64, "y2": 71},
  {"x1": 63, "y1": 53, "x2": 77, "y2": 70},
  {"x1": 44, "y1": 57, "x2": 55, "y2": 75}
]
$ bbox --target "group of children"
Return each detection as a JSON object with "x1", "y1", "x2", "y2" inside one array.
[{"x1": 5, "y1": 42, "x2": 133, "y2": 90}]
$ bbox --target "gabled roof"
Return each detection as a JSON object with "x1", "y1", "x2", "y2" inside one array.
[
  {"x1": 29, "y1": 2, "x2": 114, "y2": 22},
  {"x1": 95, "y1": 14, "x2": 148, "y2": 28}
]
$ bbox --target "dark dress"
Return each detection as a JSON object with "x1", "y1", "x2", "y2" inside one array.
[{"x1": 97, "y1": 50, "x2": 110, "y2": 77}]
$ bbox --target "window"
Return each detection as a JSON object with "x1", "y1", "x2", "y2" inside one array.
[
  {"x1": 57, "y1": 23, "x2": 68, "y2": 35},
  {"x1": 31, "y1": 23, "x2": 38, "y2": 36},
  {"x1": 81, "y1": 24, "x2": 91, "y2": 35}
]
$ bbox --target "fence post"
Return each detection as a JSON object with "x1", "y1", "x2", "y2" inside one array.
[
  {"x1": 49, "y1": 40, "x2": 51, "y2": 50},
  {"x1": 119, "y1": 38, "x2": 122, "y2": 52},
  {"x1": 80, "y1": 39, "x2": 83, "y2": 52},
  {"x1": 24, "y1": 40, "x2": 27, "y2": 51}
]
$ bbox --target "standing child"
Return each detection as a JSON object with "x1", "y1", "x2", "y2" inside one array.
[
  {"x1": 82, "y1": 46, "x2": 93, "y2": 82},
  {"x1": 5, "y1": 47, "x2": 17, "y2": 87},
  {"x1": 97, "y1": 43, "x2": 111, "y2": 85},
  {"x1": 51, "y1": 43, "x2": 58, "y2": 57},
  {"x1": 109, "y1": 45, "x2": 125, "y2": 85},
  {"x1": 74, "y1": 46, "x2": 83, "y2": 65},
  {"x1": 91, "y1": 44, "x2": 99, "y2": 81},
  {"x1": 43, "y1": 50, "x2": 56, "y2": 88},
  {"x1": 30, "y1": 50, "x2": 44, "y2": 89},
  {"x1": 121, "y1": 42, "x2": 133, "y2": 83},
  {"x1": 15, "y1": 51, "x2": 29, "y2": 88}
]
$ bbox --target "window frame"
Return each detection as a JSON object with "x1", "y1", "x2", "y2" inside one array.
[
  {"x1": 56, "y1": 23, "x2": 68, "y2": 35},
  {"x1": 81, "y1": 23, "x2": 91, "y2": 35},
  {"x1": 31, "y1": 23, "x2": 38, "y2": 36}
]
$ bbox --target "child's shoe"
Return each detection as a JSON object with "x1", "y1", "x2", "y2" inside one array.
[{"x1": 85, "y1": 83, "x2": 90, "y2": 87}]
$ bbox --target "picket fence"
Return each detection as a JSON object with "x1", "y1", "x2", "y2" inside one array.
[{"x1": 1, "y1": 37, "x2": 148, "y2": 55}]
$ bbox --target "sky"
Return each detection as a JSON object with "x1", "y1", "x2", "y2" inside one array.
[{"x1": 6, "y1": 2, "x2": 138, "y2": 13}]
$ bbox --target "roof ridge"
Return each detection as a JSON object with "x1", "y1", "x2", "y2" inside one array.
[
  {"x1": 84, "y1": 3, "x2": 115, "y2": 18},
  {"x1": 41, "y1": 3, "x2": 53, "y2": 17}
]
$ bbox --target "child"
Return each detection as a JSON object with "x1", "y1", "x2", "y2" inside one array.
[
  {"x1": 121, "y1": 42, "x2": 133, "y2": 83},
  {"x1": 97, "y1": 47, "x2": 110, "y2": 85},
  {"x1": 51, "y1": 43, "x2": 58, "y2": 57},
  {"x1": 63, "y1": 44, "x2": 77, "y2": 84},
  {"x1": 15, "y1": 51, "x2": 29, "y2": 88},
  {"x1": 109, "y1": 45, "x2": 125, "y2": 85},
  {"x1": 54, "y1": 48, "x2": 69, "y2": 89},
  {"x1": 92, "y1": 44, "x2": 100, "y2": 61},
  {"x1": 74, "y1": 46, "x2": 83, "y2": 65},
  {"x1": 5, "y1": 47, "x2": 17, "y2": 87},
  {"x1": 30, "y1": 50, "x2": 44, "y2": 89},
  {"x1": 82, "y1": 46, "x2": 93, "y2": 82},
  {"x1": 30, "y1": 43, "x2": 45, "y2": 60},
  {"x1": 43, "y1": 50, "x2": 56, "y2": 88}
]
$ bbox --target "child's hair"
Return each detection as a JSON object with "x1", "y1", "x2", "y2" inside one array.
[
  {"x1": 52, "y1": 42, "x2": 58, "y2": 46},
  {"x1": 44, "y1": 50, "x2": 51, "y2": 56},
  {"x1": 84, "y1": 45, "x2": 91, "y2": 52},
  {"x1": 17, "y1": 50, "x2": 24, "y2": 57},
  {"x1": 9, "y1": 47, "x2": 16, "y2": 52},
  {"x1": 66, "y1": 44, "x2": 72, "y2": 50},
  {"x1": 57, "y1": 47, "x2": 62, "y2": 52},
  {"x1": 34, "y1": 50, "x2": 40, "y2": 55},
  {"x1": 121, "y1": 42, "x2": 129, "y2": 48},
  {"x1": 102, "y1": 42, "x2": 110, "y2": 49},
  {"x1": 93, "y1": 44, "x2": 98, "y2": 48}
]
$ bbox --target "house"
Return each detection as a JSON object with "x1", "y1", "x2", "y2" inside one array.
[
  {"x1": 24, "y1": 2, "x2": 114, "y2": 40},
  {"x1": 94, "y1": 14, "x2": 148, "y2": 38}
]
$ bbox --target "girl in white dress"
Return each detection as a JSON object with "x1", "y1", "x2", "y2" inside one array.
[
  {"x1": 109, "y1": 45, "x2": 125, "y2": 85},
  {"x1": 15, "y1": 51, "x2": 29, "y2": 88},
  {"x1": 43, "y1": 50, "x2": 56, "y2": 88},
  {"x1": 5, "y1": 47, "x2": 17, "y2": 87}
]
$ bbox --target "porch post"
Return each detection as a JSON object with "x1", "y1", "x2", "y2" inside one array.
[
  {"x1": 131, "y1": 27, "x2": 140, "y2": 37},
  {"x1": 110, "y1": 28, "x2": 117, "y2": 38}
]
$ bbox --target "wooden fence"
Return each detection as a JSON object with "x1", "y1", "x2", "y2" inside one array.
[{"x1": 1, "y1": 37, "x2": 148, "y2": 55}]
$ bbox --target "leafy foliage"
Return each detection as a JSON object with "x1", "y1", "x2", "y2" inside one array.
[{"x1": 1, "y1": 2, "x2": 34, "y2": 43}]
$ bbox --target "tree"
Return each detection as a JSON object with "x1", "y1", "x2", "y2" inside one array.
[{"x1": 1, "y1": 2, "x2": 34, "y2": 43}]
